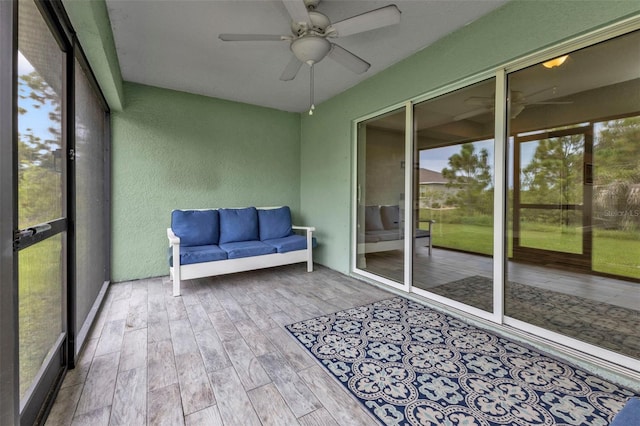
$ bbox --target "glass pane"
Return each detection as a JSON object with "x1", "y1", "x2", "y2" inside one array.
[
  {"x1": 75, "y1": 59, "x2": 107, "y2": 335},
  {"x1": 18, "y1": 234, "x2": 63, "y2": 398},
  {"x1": 18, "y1": 0, "x2": 65, "y2": 400},
  {"x1": 18, "y1": 0, "x2": 63, "y2": 228},
  {"x1": 413, "y1": 78, "x2": 495, "y2": 312},
  {"x1": 356, "y1": 108, "x2": 406, "y2": 284},
  {"x1": 593, "y1": 117, "x2": 640, "y2": 279},
  {"x1": 518, "y1": 136, "x2": 584, "y2": 206},
  {"x1": 506, "y1": 30, "x2": 640, "y2": 358},
  {"x1": 518, "y1": 208, "x2": 582, "y2": 253}
]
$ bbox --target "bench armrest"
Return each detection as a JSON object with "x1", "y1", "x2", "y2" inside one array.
[
  {"x1": 167, "y1": 228, "x2": 180, "y2": 245},
  {"x1": 292, "y1": 225, "x2": 314, "y2": 272}
]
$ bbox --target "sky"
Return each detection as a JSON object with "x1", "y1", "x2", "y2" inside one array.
[
  {"x1": 419, "y1": 138, "x2": 538, "y2": 189},
  {"x1": 419, "y1": 139, "x2": 495, "y2": 175},
  {"x1": 18, "y1": 51, "x2": 60, "y2": 148}
]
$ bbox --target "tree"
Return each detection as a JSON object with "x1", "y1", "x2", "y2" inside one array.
[
  {"x1": 17, "y1": 70, "x2": 62, "y2": 227},
  {"x1": 593, "y1": 117, "x2": 640, "y2": 230},
  {"x1": 441, "y1": 143, "x2": 492, "y2": 215},
  {"x1": 521, "y1": 134, "x2": 584, "y2": 206},
  {"x1": 595, "y1": 117, "x2": 640, "y2": 183}
]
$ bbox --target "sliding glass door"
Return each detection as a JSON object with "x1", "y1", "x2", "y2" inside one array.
[
  {"x1": 505, "y1": 29, "x2": 640, "y2": 359},
  {"x1": 353, "y1": 27, "x2": 639, "y2": 368},
  {"x1": 16, "y1": 0, "x2": 67, "y2": 422},
  {"x1": 412, "y1": 78, "x2": 496, "y2": 316},
  {"x1": 355, "y1": 108, "x2": 407, "y2": 286},
  {"x1": 2, "y1": 1, "x2": 111, "y2": 423},
  {"x1": 0, "y1": 0, "x2": 18, "y2": 423},
  {"x1": 512, "y1": 126, "x2": 592, "y2": 270}
]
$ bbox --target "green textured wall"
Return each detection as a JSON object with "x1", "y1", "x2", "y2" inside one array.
[
  {"x1": 63, "y1": 0, "x2": 639, "y2": 280},
  {"x1": 300, "y1": 1, "x2": 640, "y2": 274},
  {"x1": 111, "y1": 83, "x2": 300, "y2": 281}
]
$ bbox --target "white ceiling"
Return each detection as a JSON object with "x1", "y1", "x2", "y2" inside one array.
[{"x1": 105, "y1": 0, "x2": 508, "y2": 113}]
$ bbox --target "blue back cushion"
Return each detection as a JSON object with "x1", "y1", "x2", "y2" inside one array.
[
  {"x1": 365, "y1": 205, "x2": 384, "y2": 231},
  {"x1": 219, "y1": 207, "x2": 259, "y2": 244},
  {"x1": 171, "y1": 209, "x2": 219, "y2": 246},
  {"x1": 258, "y1": 206, "x2": 292, "y2": 241},
  {"x1": 380, "y1": 205, "x2": 400, "y2": 230}
]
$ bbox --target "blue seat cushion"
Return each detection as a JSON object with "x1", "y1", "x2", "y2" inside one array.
[
  {"x1": 171, "y1": 209, "x2": 219, "y2": 246},
  {"x1": 258, "y1": 206, "x2": 293, "y2": 241},
  {"x1": 364, "y1": 233, "x2": 380, "y2": 243},
  {"x1": 611, "y1": 398, "x2": 640, "y2": 426},
  {"x1": 366, "y1": 230, "x2": 401, "y2": 242},
  {"x1": 263, "y1": 235, "x2": 317, "y2": 253},
  {"x1": 219, "y1": 240, "x2": 276, "y2": 259},
  {"x1": 415, "y1": 228, "x2": 430, "y2": 238},
  {"x1": 219, "y1": 207, "x2": 259, "y2": 244},
  {"x1": 168, "y1": 244, "x2": 227, "y2": 267}
]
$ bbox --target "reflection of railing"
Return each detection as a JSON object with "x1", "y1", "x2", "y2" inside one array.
[{"x1": 519, "y1": 203, "x2": 583, "y2": 210}]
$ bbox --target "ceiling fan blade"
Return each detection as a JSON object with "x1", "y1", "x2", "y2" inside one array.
[
  {"x1": 219, "y1": 34, "x2": 289, "y2": 41},
  {"x1": 523, "y1": 86, "x2": 557, "y2": 99},
  {"x1": 280, "y1": 55, "x2": 303, "y2": 81},
  {"x1": 464, "y1": 96, "x2": 494, "y2": 106},
  {"x1": 454, "y1": 108, "x2": 490, "y2": 121},
  {"x1": 528, "y1": 101, "x2": 573, "y2": 105},
  {"x1": 327, "y1": 44, "x2": 370, "y2": 74},
  {"x1": 330, "y1": 5, "x2": 401, "y2": 38},
  {"x1": 282, "y1": 0, "x2": 311, "y2": 26}
]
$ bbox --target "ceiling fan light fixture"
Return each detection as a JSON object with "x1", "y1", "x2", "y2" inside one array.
[
  {"x1": 542, "y1": 55, "x2": 568, "y2": 69},
  {"x1": 291, "y1": 36, "x2": 331, "y2": 65}
]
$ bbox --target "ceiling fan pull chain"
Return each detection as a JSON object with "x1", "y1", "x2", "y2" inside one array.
[{"x1": 309, "y1": 64, "x2": 315, "y2": 115}]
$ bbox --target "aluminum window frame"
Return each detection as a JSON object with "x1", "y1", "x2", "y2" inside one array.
[{"x1": 0, "y1": 0, "x2": 19, "y2": 424}]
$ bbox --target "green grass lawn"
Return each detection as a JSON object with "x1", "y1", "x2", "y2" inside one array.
[
  {"x1": 18, "y1": 237, "x2": 63, "y2": 398},
  {"x1": 420, "y1": 219, "x2": 640, "y2": 279}
]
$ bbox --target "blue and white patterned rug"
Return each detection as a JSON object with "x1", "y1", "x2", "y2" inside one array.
[
  {"x1": 286, "y1": 296, "x2": 638, "y2": 425},
  {"x1": 428, "y1": 275, "x2": 640, "y2": 359}
]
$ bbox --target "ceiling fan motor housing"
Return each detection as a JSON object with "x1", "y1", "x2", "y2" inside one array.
[
  {"x1": 291, "y1": 35, "x2": 331, "y2": 65},
  {"x1": 291, "y1": 10, "x2": 331, "y2": 36}
]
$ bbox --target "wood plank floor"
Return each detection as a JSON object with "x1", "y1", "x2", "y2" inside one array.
[
  {"x1": 45, "y1": 264, "x2": 393, "y2": 426},
  {"x1": 45, "y1": 253, "x2": 639, "y2": 425}
]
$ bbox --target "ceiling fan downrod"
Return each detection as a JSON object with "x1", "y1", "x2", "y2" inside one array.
[{"x1": 309, "y1": 64, "x2": 315, "y2": 115}]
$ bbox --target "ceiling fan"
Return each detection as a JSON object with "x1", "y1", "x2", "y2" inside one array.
[
  {"x1": 454, "y1": 87, "x2": 573, "y2": 120},
  {"x1": 219, "y1": 0, "x2": 401, "y2": 114}
]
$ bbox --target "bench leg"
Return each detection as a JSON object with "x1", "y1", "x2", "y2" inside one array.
[
  {"x1": 172, "y1": 245, "x2": 182, "y2": 296},
  {"x1": 173, "y1": 267, "x2": 181, "y2": 297},
  {"x1": 306, "y1": 232, "x2": 314, "y2": 272}
]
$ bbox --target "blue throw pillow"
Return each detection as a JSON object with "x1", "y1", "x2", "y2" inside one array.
[
  {"x1": 258, "y1": 206, "x2": 292, "y2": 241},
  {"x1": 171, "y1": 209, "x2": 219, "y2": 246},
  {"x1": 219, "y1": 207, "x2": 259, "y2": 244}
]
